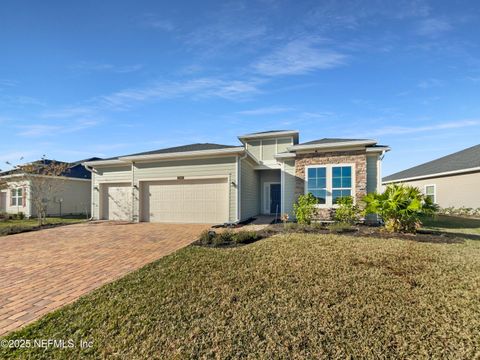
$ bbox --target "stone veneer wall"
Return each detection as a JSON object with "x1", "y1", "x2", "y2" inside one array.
[{"x1": 294, "y1": 150, "x2": 367, "y2": 219}]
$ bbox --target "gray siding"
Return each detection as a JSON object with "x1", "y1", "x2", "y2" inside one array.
[
  {"x1": 366, "y1": 154, "x2": 379, "y2": 193},
  {"x1": 240, "y1": 158, "x2": 260, "y2": 220},
  {"x1": 91, "y1": 157, "x2": 238, "y2": 222},
  {"x1": 282, "y1": 159, "x2": 297, "y2": 218}
]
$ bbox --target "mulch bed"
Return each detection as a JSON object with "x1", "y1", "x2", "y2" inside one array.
[{"x1": 259, "y1": 223, "x2": 465, "y2": 244}]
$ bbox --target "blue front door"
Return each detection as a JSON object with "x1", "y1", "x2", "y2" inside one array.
[{"x1": 270, "y1": 184, "x2": 281, "y2": 214}]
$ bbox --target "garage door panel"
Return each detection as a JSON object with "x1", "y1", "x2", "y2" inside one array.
[
  {"x1": 102, "y1": 184, "x2": 131, "y2": 221},
  {"x1": 141, "y1": 178, "x2": 228, "y2": 224}
]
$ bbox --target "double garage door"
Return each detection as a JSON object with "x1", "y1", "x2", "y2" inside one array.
[{"x1": 102, "y1": 178, "x2": 229, "y2": 224}]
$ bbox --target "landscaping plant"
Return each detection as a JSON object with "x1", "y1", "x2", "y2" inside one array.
[
  {"x1": 363, "y1": 184, "x2": 438, "y2": 233},
  {"x1": 334, "y1": 196, "x2": 360, "y2": 224},
  {"x1": 293, "y1": 193, "x2": 318, "y2": 225}
]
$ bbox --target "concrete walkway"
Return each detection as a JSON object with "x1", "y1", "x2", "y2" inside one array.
[{"x1": 0, "y1": 221, "x2": 208, "y2": 336}]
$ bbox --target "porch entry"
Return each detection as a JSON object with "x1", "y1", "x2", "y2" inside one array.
[{"x1": 264, "y1": 182, "x2": 281, "y2": 215}]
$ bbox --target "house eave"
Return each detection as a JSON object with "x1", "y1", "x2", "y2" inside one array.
[
  {"x1": 288, "y1": 140, "x2": 377, "y2": 152},
  {"x1": 238, "y1": 130, "x2": 299, "y2": 141}
]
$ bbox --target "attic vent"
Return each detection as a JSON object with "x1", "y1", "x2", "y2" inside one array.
[{"x1": 177, "y1": 176, "x2": 185, "y2": 180}]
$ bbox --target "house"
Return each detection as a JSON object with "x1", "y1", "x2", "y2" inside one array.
[
  {"x1": 83, "y1": 130, "x2": 389, "y2": 223},
  {"x1": 0, "y1": 158, "x2": 99, "y2": 218},
  {"x1": 383, "y1": 144, "x2": 480, "y2": 208}
]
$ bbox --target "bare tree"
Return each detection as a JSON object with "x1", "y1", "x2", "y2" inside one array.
[{"x1": 5, "y1": 157, "x2": 69, "y2": 225}]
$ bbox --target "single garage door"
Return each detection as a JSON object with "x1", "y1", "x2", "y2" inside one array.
[
  {"x1": 141, "y1": 178, "x2": 229, "y2": 224},
  {"x1": 101, "y1": 183, "x2": 131, "y2": 221}
]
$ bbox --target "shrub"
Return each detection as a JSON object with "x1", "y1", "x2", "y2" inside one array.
[
  {"x1": 213, "y1": 230, "x2": 235, "y2": 246},
  {"x1": 293, "y1": 193, "x2": 318, "y2": 225},
  {"x1": 234, "y1": 231, "x2": 259, "y2": 244},
  {"x1": 199, "y1": 230, "x2": 215, "y2": 245},
  {"x1": 334, "y1": 196, "x2": 360, "y2": 224},
  {"x1": 363, "y1": 184, "x2": 438, "y2": 233}
]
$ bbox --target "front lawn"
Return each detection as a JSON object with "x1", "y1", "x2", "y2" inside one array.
[
  {"x1": 0, "y1": 217, "x2": 85, "y2": 236},
  {"x1": 1, "y1": 232, "x2": 479, "y2": 358},
  {"x1": 421, "y1": 214, "x2": 480, "y2": 236}
]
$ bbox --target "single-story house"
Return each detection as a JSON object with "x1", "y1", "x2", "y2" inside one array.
[
  {"x1": 383, "y1": 144, "x2": 480, "y2": 208},
  {"x1": 0, "y1": 158, "x2": 98, "y2": 218},
  {"x1": 83, "y1": 130, "x2": 389, "y2": 224}
]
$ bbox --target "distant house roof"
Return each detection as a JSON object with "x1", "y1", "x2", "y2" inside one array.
[
  {"x1": 0, "y1": 158, "x2": 101, "y2": 180},
  {"x1": 383, "y1": 144, "x2": 480, "y2": 183}
]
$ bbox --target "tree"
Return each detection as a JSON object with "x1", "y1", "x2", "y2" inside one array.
[
  {"x1": 5, "y1": 157, "x2": 70, "y2": 225},
  {"x1": 362, "y1": 184, "x2": 438, "y2": 233}
]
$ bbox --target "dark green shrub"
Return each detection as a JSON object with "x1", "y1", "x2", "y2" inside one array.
[
  {"x1": 334, "y1": 196, "x2": 360, "y2": 224},
  {"x1": 234, "y1": 231, "x2": 259, "y2": 244},
  {"x1": 293, "y1": 193, "x2": 318, "y2": 225},
  {"x1": 213, "y1": 230, "x2": 235, "y2": 245},
  {"x1": 363, "y1": 184, "x2": 438, "y2": 233}
]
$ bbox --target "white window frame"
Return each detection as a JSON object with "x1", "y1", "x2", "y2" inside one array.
[
  {"x1": 10, "y1": 188, "x2": 23, "y2": 207},
  {"x1": 304, "y1": 163, "x2": 356, "y2": 208},
  {"x1": 424, "y1": 184, "x2": 436, "y2": 203}
]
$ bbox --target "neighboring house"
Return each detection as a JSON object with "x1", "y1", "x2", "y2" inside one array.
[
  {"x1": 83, "y1": 130, "x2": 389, "y2": 224},
  {"x1": 0, "y1": 158, "x2": 99, "y2": 218},
  {"x1": 383, "y1": 144, "x2": 480, "y2": 208}
]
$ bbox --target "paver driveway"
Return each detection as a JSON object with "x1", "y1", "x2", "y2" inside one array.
[{"x1": 0, "y1": 221, "x2": 208, "y2": 336}]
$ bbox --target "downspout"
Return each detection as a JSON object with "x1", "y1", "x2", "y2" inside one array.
[
  {"x1": 131, "y1": 161, "x2": 136, "y2": 222},
  {"x1": 236, "y1": 152, "x2": 248, "y2": 223},
  {"x1": 83, "y1": 165, "x2": 96, "y2": 220}
]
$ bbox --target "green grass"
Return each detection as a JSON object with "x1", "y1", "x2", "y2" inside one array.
[
  {"x1": 1, "y1": 233, "x2": 479, "y2": 359},
  {"x1": 0, "y1": 217, "x2": 85, "y2": 235},
  {"x1": 421, "y1": 214, "x2": 480, "y2": 236}
]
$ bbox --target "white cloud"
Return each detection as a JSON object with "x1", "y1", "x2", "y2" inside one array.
[
  {"x1": 354, "y1": 119, "x2": 480, "y2": 138},
  {"x1": 253, "y1": 38, "x2": 346, "y2": 76},
  {"x1": 69, "y1": 62, "x2": 143, "y2": 74},
  {"x1": 236, "y1": 106, "x2": 292, "y2": 116},
  {"x1": 416, "y1": 18, "x2": 452, "y2": 37},
  {"x1": 17, "y1": 120, "x2": 99, "y2": 137},
  {"x1": 417, "y1": 78, "x2": 443, "y2": 88}
]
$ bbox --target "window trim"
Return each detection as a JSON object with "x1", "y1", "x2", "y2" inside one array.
[
  {"x1": 424, "y1": 184, "x2": 436, "y2": 204},
  {"x1": 304, "y1": 163, "x2": 356, "y2": 208}
]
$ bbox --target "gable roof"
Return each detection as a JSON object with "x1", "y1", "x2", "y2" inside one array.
[
  {"x1": 383, "y1": 144, "x2": 480, "y2": 182},
  {"x1": 101, "y1": 143, "x2": 239, "y2": 161}
]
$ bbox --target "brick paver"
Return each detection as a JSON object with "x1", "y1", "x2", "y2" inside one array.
[{"x1": 0, "y1": 222, "x2": 208, "y2": 336}]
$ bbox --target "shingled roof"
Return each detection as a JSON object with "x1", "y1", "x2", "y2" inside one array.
[
  {"x1": 383, "y1": 144, "x2": 480, "y2": 182},
  {"x1": 299, "y1": 138, "x2": 373, "y2": 146}
]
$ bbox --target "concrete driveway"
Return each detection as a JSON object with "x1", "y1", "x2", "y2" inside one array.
[{"x1": 0, "y1": 221, "x2": 208, "y2": 336}]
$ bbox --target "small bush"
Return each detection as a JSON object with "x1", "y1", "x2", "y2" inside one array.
[
  {"x1": 213, "y1": 230, "x2": 235, "y2": 246},
  {"x1": 334, "y1": 196, "x2": 360, "y2": 224},
  {"x1": 293, "y1": 193, "x2": 318, "y2": 225},
  {"x1": 234, "y1": 231, "x2": 259, "y2": 244},
  {"x1": 199, "y1": 230, "x2": 215, "y2": 245},
  {"x1": 0, "y1": 225, "x2": 29, "y2": 236}
]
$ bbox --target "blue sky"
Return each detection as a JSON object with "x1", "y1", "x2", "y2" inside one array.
[{"x1": 1, "y1": 0, "x2": 479, "y2": 176}]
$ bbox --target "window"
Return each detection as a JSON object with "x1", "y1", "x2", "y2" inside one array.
[
  {"x1": 307, "y1": 167, "x2": 327, "y2": 204},
  {"x1": 425, "y1": 185, "x2": 436, "y2": 203},
  {"x1": 332, "y1": 166, "x2": 352, "y2": 204},
  {"x1": 305, "y1": 165, "x2": 354, "y2": 206},
  {"x1": 10, "y1": 188, "x2": 23, "y2": 206}
]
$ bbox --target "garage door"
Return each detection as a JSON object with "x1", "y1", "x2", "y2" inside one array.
[
  {"x1": 141, "y1": 178, "x2": 229, "y2": 224},
  {"x1": 101, "y1": 183, "x2": 131, "y2": 221}
]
